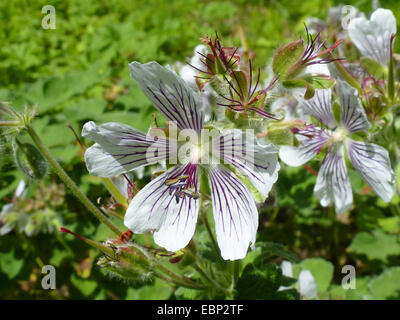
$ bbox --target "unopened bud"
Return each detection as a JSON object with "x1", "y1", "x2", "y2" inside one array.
[
  {"x1": 13, "y1": 140, "x2": 47, "y2": 180},
  {"x1": 272, "y1": 39, "x2": 305, "y2": 80}
]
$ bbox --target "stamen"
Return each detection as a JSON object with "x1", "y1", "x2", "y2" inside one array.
[{"x1": 164, "y1": 164, "x2": 199, "y2": 203}]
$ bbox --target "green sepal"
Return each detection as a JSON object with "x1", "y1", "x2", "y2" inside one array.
[{"x1": 272, "y1": 39, "x2": 304, "y2": 79}]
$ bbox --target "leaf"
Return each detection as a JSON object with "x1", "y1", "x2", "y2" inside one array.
[
  {"x1": 306, "y1": 74, "x2": 335, "y2": 89},
  {"x1": 235, "y1": 263, "x2": 283, "y2": 300},
  {"x1": 259, "y1": 242, "x2": 300, "y2": 263},
  {"x1": 378, "y1": 217, "x2": 400, "y2": 234},
  {"x1": 369, "y1": 267, "x2": 400, "y2": 299},
  {"x1": 304, "y1": 83, "x2": 315, "y2": 100},
  {"x1": 348, "y1": 229, "x2": 400, "y2": 263},
  {"x1": 300, "y1": 258, "x2": 334, "y2": 293},
  {"x1": 0, "y1": 249, "x2": 24, "y2": 279},
  {"x1": 70, "y1": 274, "x2": 97, "y2": 296},
  {"x1": 127, "y1": 279, "x2": 174, "y2": 300}
]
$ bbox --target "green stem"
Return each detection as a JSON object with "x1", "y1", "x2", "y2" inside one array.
[
  {"x1": 154, "y1": 259, "x2": 199, "y2": 286},
  {"x1": 152, "y1": 270, "x2": 206, "y2": 290},
  {"x1": 193, "y1": 263, "x2": 229, "y2": 295},
  {"x1": 388, "y1": 53, "x2": 395, "y2": 102},
  {"x1": 202, "y1": 213, "x2": 222, "y2": 262},
  {"x1": 26, "y1": 125, "x2": 122, "y2": 236}
]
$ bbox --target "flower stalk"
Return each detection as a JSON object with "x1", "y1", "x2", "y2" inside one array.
[{"x1": 26, "y1": 124, "x2": 123, "y2": 235}]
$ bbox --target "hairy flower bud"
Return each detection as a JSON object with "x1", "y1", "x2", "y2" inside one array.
[{"x1": 13, "y1": 140, "x2": 47, "y2": 180}]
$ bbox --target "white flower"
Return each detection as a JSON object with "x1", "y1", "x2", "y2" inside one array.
[
  {"x1": 279, "y1": 260, "x2": 318, "y2": 299},
  {"x1": 82, "y1": 61, "x2": 280, "y2": 260},
  {"x1": 280, "y1": 80, "x2": 395, "y2": 213},
  {"x1": 348, "y1": 8, "x2": 396, "y2": 66}
]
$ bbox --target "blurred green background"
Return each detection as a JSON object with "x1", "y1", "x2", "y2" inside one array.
[{"x1": 1, "y1": 0, "x2": 400, "y2": 299}]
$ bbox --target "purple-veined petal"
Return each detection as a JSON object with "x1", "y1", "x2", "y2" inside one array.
[
  {"x1": 129, "y1": 61, "x2": 204, "y2": 132},
  {"x1": 208, "y1": 166, "x2": 258, "y2": 261},
  {"x1": 214, "y1": 129, "x2": 279, "y2": 198},
  {"x1": 279, "y1": 125, "x2": 331, "y2": 167},
  {"x1": 346, "y1": 139, "x2": 395, "y2": 202},
  {"x1": 348, "y1": 8, "x2": 396, "y2": 65},
  {"x1": 124, "y1": 165, "x2": 200, "y2": 252},
  {"x1": 294, "y1": 88, "x2": 336, "y2": 128},
  {"x1": 314, "y1": 143, "x2": 353, "y2": 214},
  {"x1": 337, "y1": 80, "x2": 371, "y2": 133},
  {"x1": 82, "y1": 121, "x2": 174, "y2": 177}
]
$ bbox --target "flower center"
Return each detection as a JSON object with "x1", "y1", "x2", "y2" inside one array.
[{"x1": 332, "y1": 127, "x2": 348, "y2": 142}]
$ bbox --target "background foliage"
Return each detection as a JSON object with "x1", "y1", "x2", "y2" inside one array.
[{"x1": 1, "y1": 0, "x2": 400, "y2": 299}]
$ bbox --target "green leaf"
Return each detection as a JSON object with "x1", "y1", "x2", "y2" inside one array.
[
  {"x1": 304, "y1": 83, "x2": 315, "y2": 100},
  {"x1": 129, "y1": 279, "x2": 174, "y2": 300},
  {"x1": 378, "y1": 217, "x2": 400, "y2": 234},
  {"x1": 70, "y1": 274, "x2": 97, "y2": 296},
  {"x1": 259, "y1": 242, "x2": 300, "y2": 263},
  {"x1": 369, "y1": 267, "x2": 400, "y2": 299},
  {"x1": 235, "y1": 263, "x2": 283, "y2": 299},
  {"x1": 0, "y1": 249, "x2": 24, "y2": 279},
  {"x1": 300, "y1": 258, "x2": 334, "y2": 293},
  {"x1": 348, "y1": 229, "x2": 400, "y2": 263},
  {"x1": 282, "y1": 78, "x2": 307, "y2": 89},
  {"x1": 360, "y1": 56, "x2": 386, "y2": 79},
  {"x1": 306, "y1": 74, "x2": 335, "y2": 90}
]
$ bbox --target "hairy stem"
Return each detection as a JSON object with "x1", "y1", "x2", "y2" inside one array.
[{"x1": 26, "y1": 125, "x2": 123, "y2": 235}]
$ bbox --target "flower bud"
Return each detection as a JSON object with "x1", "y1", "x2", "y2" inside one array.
[
  {"x1": 13, "y1": 140, "x2": 47, "y2": 180},
  {"x1": 272, "y1": 39, "x2": 305, "y2": 80}
]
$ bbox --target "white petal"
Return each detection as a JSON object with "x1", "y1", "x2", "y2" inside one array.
[
  {"x1": 179, "y1": 44, "x2": 208, "y2": 88},
  {"x1": 281, "y1": 260, "x2": 293, "y2": 278},
  {"x1": 15, "y1": 180, "x2": 26, "y2": 198},
  {"x1": 215, "y1": 129, "x2": 280, "y2": 197},
  {"x1": 124, "y1": 165, "x2": 200, "y2": 252},
  {"x1": 278, "y1": 260, "x2": 294, "y2": 291},
  {"x1": 348, "y1": 8, "x2": 396, "y2": 65},
  {"x1": 347, "y1": 140, "x2": 395, "y2": 202},
  {"x1": 209, "y1": 166, "x2": 258, "y2": 261},
  {"x1": 129, "y1": 61, "x2": 204, "y2": 131},
  {"x1": 337, "y1": 80, "x2": 371, "y2": 133},
  {"x1": 82, "y1": 121, "x2": 173, "y2": 177},
  {"x1": 0, "y1": 204, "x2": 14, "y2": 219},
  {"x1": 294, "y1": 88, "x2": 336, "y2": 128},
  {"x1": 298, "y1": 270, "x2": 317, "y2": 299},
  {"x1": 314, "y1": 144, "x2": 353, "y2": 214},
  {"x1": 279, "y1": 126, "x2": 330, "y2": 167}
]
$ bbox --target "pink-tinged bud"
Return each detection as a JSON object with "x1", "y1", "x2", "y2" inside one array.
[
  {"x1": 189, "y1": 34, "x2": 241, "y2": 90},
  {"x1": 217, "y1": 59, "x2": 278, "y2": 119}
]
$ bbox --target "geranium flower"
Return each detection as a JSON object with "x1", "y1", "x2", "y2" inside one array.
[
  {"x1": 348, "y1": 8, "x2": 396, "y2": 66},
  {"x1": 280, "y1": 80, "x2": 395, "y2": 213},
  {"x1": 82, "y1": 61, "x2": 279, "y2": 260}
]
